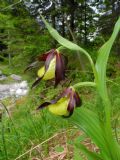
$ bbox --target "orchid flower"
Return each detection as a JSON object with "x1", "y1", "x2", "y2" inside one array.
[
  {"x1": 32, "y1": 49, "x2": 67, "y2": 88},
  {"x1": 37, "y1": 87, "x2": 82, "y2": 117}
]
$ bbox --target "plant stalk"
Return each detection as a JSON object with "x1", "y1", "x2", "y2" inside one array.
[
  {"x1": 57, "y1": 46, "x2": 98, "y2": 84},
  {"x1": 73, "y1": 82, "x2": 96, "y2": 88}
]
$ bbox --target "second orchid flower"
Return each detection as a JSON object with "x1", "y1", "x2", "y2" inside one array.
[
  {"x1": 37, "y1": 87, "x2": 82, "y2": 117},
  {"x1": 32, "y1": 49, "x2": 67, "y2": 88}
]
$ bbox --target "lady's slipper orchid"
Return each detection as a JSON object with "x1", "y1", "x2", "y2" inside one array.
[
  {"x1": 37, "y1": 87, "x2": 82, "y2": 117},
  {"x1": 32, "y1": 49, "x2": 67, "y2": 88}
]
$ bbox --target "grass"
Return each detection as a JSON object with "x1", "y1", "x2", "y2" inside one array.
[
  {"x1": 0, "y1": 60, "x2": 71, "y2": 160},
  {"x1": 0, "y1": 92, "x2": 70, "y2": 160},
  {"x1": 0, "y1": 80, "x2": 120, "y2": 160}
]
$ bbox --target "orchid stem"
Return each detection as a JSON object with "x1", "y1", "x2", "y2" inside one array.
[
  {"x1": 73, "y1": 82, "x2": 96, "y2": 89},
  {"x1": 57, "y1": 46, "x2": 98, "y2": 84}
]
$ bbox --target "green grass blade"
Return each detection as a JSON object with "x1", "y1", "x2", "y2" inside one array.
[
  {"x1": 1, "y1": 121, "x2": 8, "y2": 160},
  {"x1": 75, "y1": 143, "x2": 103, "y2": 160},
  {"x1": 73, "y1": 146, "x2": 84, "y2": 160}
]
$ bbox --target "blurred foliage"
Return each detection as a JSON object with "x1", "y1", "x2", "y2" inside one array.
[{"x1": 0, "y1": 0, "x2": 53, "y2": 69}]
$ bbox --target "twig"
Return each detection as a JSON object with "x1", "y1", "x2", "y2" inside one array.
[
  {"x1": 106, "y1": 78, "x2": 120, "y2": 86},
  {"x1": 29, "y1": 140, "x2": 43, "y2": 160},
  {"x1": 15, "y1": 129, "x2": 74, "y2": 160},
  {"x1": 0, "y1": 0, "x2": 22, "y2": 11},
  {"x1": 0, "y1": 55, "x2": 9, "y2": 61},
  {"x1": 0, "y1": 101, "x2": 22, "y2": 151},
  {"x1": 65, "y1": 15, "x2": 85, "y2": 70}
]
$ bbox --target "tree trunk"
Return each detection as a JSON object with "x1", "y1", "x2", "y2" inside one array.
[
  {"x1": 61, "y1": 0, "x2": 65, "y2": 37},
  {"x1": 69, "y1": 0, "x2": 75, "y2": 40},
  {"x1": 51, "y1": 2, "x2": 56, "y2": 28},
  {"x1": 84, "y1": 0, "x2": 87, "y2": 45}
]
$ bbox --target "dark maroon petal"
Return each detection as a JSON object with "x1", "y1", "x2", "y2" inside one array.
[
  {"x1": 31, "y1": 77, "x2": 43, "y2": 89},
  {"x1": 49, "y1": 88, "x2": 68, "y2": 104},
  {"x1": 50, "y1": 95, "x2": 61, "y2": 104},
  {"x1": 65, "y1": 88, "x2": 72, "y2": 95},
  {"x1": 24, "y1": 66, "x2": 31, "y2": 73},
  {"x1": 62, "y1": 87, "x2": 73, "y2": 98},
  {"x1": 45, "y1": 50, "x2": 56, "y2": 71},
  {"x1": 37, "y1": 53, "x2": 49, "y2": 61},
  {"x1": 24, "y1": 61, "x2": 39, "y2": 73},
  {"x1": 63, "y1": 87, "x2": 82, "y2": 108},
  {"x1": 31, "y1": 50, "x2": 57, "y2": 89},
  {"x1": 62, "y1": 113, "x2": 72, "y2": 118},
  {"x1": 55, "y1": 53, "x2": 66, "y2": 86},
  {"x1": 50, "y1": 87, "x2": 71, "y2": 104},
  {"x1": 37, "y1": 49, "x2": 55, "y2": 61},
  {"x1": 74, "y1": 92, "x2": 82, "y2": 107},
  {"x1": 58, "y1": 88, "x2": 72, "y2": 99},
  {"x1": 37, "y1": 102, "x2": 51, "y2": 110},
  {"x1": 67, "y1": 96, "x2": 76, "y2": 116}
]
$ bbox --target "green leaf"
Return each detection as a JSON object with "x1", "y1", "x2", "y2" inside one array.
[
  {"x1": 73, "y1": 134, "x2": 102, "y2": 160},
  {"x1": 74, "y1": 134, "x2": 87, "y2": 143},
  {"x1": 73, "y1": 146, "x2": 84, "y2": 160},
  {"x1": 95, "y1": 17, "x2": 120, "y2": 98},
  {"x1": 95, "y1": 18, "x2": 120, "y2": 160},
  {"x1": 75, "y1": 143, "x2": 102, "y2": 160},
  {"x1": 55, "y1": 146, "x2": 64, "y2": 153},
  {"x1": 41, "y1": 15, "x2": 82, "y2": 51},
  {"x1": 70, "y1": 108, "x2": 111, "y2": 159}
]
